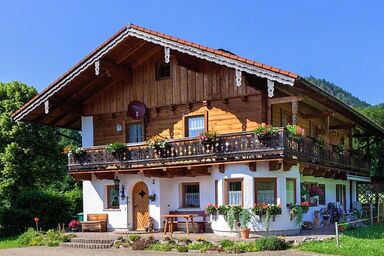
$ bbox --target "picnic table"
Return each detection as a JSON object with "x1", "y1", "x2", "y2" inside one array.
[{"x1": 162, "y1": 214, "x2": 196, "y2": 234}]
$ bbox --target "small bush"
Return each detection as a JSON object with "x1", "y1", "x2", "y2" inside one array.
[
  {"x1": 178, "y1": 237, "x2": 192, "y2": 244},
  {"x1": 17, "y1": 228, "x2": 72, "y2": 247},
  {"x1": 128, "y1": 234, "x2": 141, "y2": 242},
  {"x1": 187, "y1": 241, "x2": 214, "y2": 252},
  {"x1": 176, "y1": 245, "x2": 188, "y2": 252},
  {"x1": 148, "y1": 243, "x2": 173, "y2": 251},
  {"x1": 219, "y1": 239, "x2": 235, "y2": 248},
  {"x1": 254, "y1": 236, "x2": 289, "y2": 251}
]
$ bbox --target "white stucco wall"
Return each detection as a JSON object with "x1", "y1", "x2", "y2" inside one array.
[
  {"x1": 210, "y1": 162, "x2": 301, "y2": 233},
  {"x1": 81, "y1": 116, "x2": 93, "y2": 147},
  {"x1": 81, "y1": 162, "x2": 367, "y2": 234}
]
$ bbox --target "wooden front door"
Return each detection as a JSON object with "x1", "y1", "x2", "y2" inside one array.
[{"x1": 132, "y1": 182, "x2": 149, "y2": 230}]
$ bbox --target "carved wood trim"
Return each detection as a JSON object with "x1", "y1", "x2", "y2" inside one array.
[
  {"x1": 269, "y1": 160, "x2": 282, "y2": 171},
  {"x1": 283, "y1": 160, "x2": 294, "y2": 171}
]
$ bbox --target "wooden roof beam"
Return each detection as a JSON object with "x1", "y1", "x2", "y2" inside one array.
[
  {"x1": 98, "y1": 60, "x2": 132, "y2": 82},
  {"x1": 329, "y1": 123, "x2": 356, "y2": 130},
  {"x1": 301, "y1": 111, "x2": 334, "y2": 119},
  {"x1": 270, "y1": 95, "x2": 303, "y2": 105}
]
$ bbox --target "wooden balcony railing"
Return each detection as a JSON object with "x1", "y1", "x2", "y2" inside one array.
[{"x1": 68, "y1": 130, "x2": 370, "y2": 173}]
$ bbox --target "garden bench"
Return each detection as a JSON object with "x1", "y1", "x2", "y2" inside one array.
[{"x1": 81, "y1": 214, "x2": 108, "y2": 232}]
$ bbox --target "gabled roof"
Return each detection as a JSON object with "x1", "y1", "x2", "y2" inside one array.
[{"x1": 11, "y1": 24, "x2": 384, "y2": 136}]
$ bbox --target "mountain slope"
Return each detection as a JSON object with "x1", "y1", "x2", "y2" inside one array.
[{"x1": 306, "y1": 76, "x2": 371, "y2": 108}]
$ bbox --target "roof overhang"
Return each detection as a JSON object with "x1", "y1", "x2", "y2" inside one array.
[{"x1": 12, "y1": 24, "x2": 296, "y2": 123}]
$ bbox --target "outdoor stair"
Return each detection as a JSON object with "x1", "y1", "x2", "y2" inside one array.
[{"x1": 60, "y1": 237, "x2": 114, "y2": 249}]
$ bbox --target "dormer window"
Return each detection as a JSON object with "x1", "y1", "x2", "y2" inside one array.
[{"x1": 156, "y1": 63, "x2": 170, "y2": 80}]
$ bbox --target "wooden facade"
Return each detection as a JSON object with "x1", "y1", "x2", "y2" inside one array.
[{"x1": 13, "y1": 24, "x2": 383, "y2": 178}]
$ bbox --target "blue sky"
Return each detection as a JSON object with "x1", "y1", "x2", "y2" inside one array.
[{"x1": 0, "y1": 1, "x2": 383, "y2": 105}]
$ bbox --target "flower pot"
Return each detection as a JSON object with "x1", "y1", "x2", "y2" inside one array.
[{"x1": 240, "y1": 228, "x2": 250, "y2": 239}]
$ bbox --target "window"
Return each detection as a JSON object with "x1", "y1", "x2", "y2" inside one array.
[
  {"x1": 127, "y1": 123, "x2": 144, "y2": 143},
  {"x1": 214, "y1": 180, "x2": 218, "y2": 206},
  {"x1": 286, "y1": 178, "x2": 296, "y2": 205},
  {"x1": 156, "y1": 63, "x2": 170, "y2": 80},
  {"x1": 182, "y1": 183, "x2": 200, "y2": 208},
  {"x1": 106, "y1": 185, "x2": 119, "y2": 209},
  {"x1": 301, "y1": 183, "x2": 326, "y2": 206},
  {"x1": 224, "y1": 179, "x2": 243, "y2": 206},
  {"x1": 185, "y1": 115, "x2": 205, "y2": 137},
  {"x1": 336, "y1": 184, "x2": 346, "y2": 210},
  {"x1": 255, "y1": 178, "x2": 277, "y2": 204}
]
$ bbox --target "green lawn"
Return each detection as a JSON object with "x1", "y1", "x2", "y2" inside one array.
[
  {"x1": 297, "y1": 224, "x2": 384, "y2": 256},
  {"x1": 0, "y1": 236, "x2": 24, "y2": 249}
]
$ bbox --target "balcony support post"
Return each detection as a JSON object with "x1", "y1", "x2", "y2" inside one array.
[{"x1": 292, "y1": 100, "x2": 298, "y2": 125}]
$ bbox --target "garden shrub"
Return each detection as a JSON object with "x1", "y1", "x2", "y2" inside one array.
[
  {"x1": 187, "y1": 241, "x2": 214, "y2": 252},
  {"x1": 128, "y1": 234, "x2": 141, "y2": 242},
  {"x1": 17, "y1": 228, "x2": 71, "y2": 247},
  {"x1": 148, "y1": 243, "x2": 173, "y2": 251},
  {"x1": 0, "y1": 188, "x2": 82, "y2": 236},
  {"x1": 176, "y1": 245, "x2": 188, "y2": 252},
  {"x1": 254, "y1": 236, "x2": 289, "y2": 251},
  {"x1": 219, "y1": 239, "x2": 235, "y2": 248}
]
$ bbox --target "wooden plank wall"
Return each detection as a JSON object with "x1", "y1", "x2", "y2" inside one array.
[
  {"x1": 84, "y1": 52, "x2": 259, "y2": 115},
  {"x1": 86, "y1": 51, "x2": 264, "y2": 146},
  {"x1": 92, "y1": 96, "x2": 263, "y2": 146}
]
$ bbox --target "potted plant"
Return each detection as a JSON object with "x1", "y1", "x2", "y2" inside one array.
[
  {"x1": 105, "y1": 142, "x2": 128, "y2": 160},
  {"x1": 205, "y1": 203, "x2": 217, "y2": 215},
  {"x1": 285, "y1": 124, "x2": 305, "y2": 141},
  {"x1": 289, "y1": 204, "x2": 303, "y2": 227},
  {"x1": 300, "y1": 201, "x2": 310, "y2": 213},
  {"x1": 225, "y1": 206, "x2": 242, "y2": 231},
  {"x1": 251, "y1": 203, "x2": 267, "y2": 221},
  {"x1": 217, "y1": 205, "x2": 229, "y2": 216},
  {"x1": 267, "y1": 204, "x2": 282, "y2": 221},
  {"x1": 254, "y1": 124, "x2": 279, "y2": 145},
  {"x1": 66, "y1": 144, "x2": 86, "y2": 162},
  {"x1": 197, "y1": 131, "x2": 219, "y2": 149},
  {"x1": 239, "y1": 208, "x2": 251, "y2": 239},
  {"x1": 148, "y1": 136, "x2": 170, "y2": 157},
  {"x1": 335, "y1": 143, "x2": 346, "y2": 155},
  {"x1": 314, "y1": 134, "x2": 328, "y2": 149}
]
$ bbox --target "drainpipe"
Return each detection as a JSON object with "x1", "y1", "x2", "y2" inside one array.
[{"x1": 127, "y1": 195, "x2": 131, "y2": 230}]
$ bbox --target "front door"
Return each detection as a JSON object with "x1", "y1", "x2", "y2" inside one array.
[{"x1": 132, "y1": 181, "x2": 149, "y2": 230}]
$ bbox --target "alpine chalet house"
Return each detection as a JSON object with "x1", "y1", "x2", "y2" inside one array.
[{"x1": 13, "y1": 24, "x2": 384, "y2": 235}]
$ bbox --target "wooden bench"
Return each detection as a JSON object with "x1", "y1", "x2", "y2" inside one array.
[
  {"x1": 81, "y1": 214, "x2": 108, "y2": 232},
  {"x1": 168, "y1": 210, "x2": 208, "y2": 233}
]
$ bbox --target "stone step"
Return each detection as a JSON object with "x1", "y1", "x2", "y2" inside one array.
[
  {"x1": 69, "y1": 238, "x2": 115, "y2": 244},
  {"x1": 60, "y1": 242, "x2": 113, "y2": 249}
]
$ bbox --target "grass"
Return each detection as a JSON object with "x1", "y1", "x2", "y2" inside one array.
[
  {"x1": 0, "y1": 236, "x2": 24, "y2": 249},
  {"x1": 297, "y1": 224, "x2": 384, "y2": 256}
]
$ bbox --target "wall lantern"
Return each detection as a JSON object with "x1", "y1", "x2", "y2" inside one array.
[
  {"x1": 116, "y1": 123, "x2": 123, "y2": 132},
  {"x1": 114, "y1": 176, "x2": 126, "y2": 200}
]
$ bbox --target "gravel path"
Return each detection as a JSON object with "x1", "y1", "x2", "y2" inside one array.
[{"x1": 0, "y1": 247, "x2": 325, "y2": 256}]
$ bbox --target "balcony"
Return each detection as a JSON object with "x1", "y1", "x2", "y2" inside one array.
[{"x1": 68, "y1": 130, "x2": 369, "y2": 175}]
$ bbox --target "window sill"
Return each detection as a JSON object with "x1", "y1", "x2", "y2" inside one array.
[{"x1": 103, "y1": 208, "x2": 121, "y2": 212}]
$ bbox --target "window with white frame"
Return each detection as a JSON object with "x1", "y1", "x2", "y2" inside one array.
[
  {"x1": 255, "y1": 178, "x2": 277, "y2": 204},
  {"x1": 185, "y1": 115, "x2": 205, "y2": 137},
  {"x1": 182, "y1": 183, "x2": 200, "y2": 208},
  {"x1": 224, "y1": 179, "x2": 243, "y2": 206}
]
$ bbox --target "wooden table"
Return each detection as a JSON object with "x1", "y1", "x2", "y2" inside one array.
[{"x1": 162, "y1": 214, "x2": 196, "y2": 234}]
